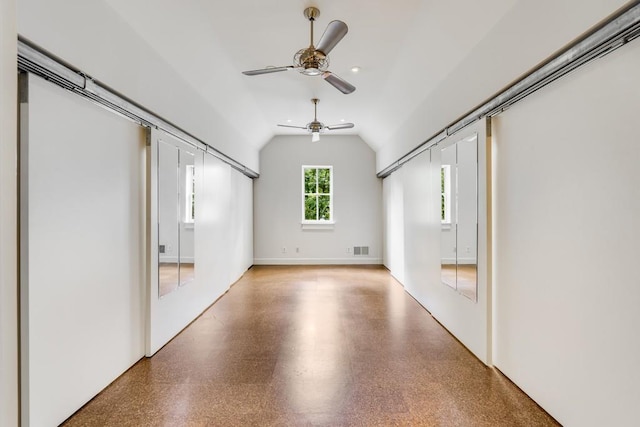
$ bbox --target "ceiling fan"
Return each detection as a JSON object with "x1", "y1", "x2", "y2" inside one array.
[
  {"x1": 242, "y1": 7, "x2": 356, "y2": 94},
  {"x1": 278, "y1": 98, "x2": 354, "y2": 142}
]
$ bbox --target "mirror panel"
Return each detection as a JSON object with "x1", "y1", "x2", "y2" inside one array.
[
  {"x1": 440, "y1": 134, "x2": 478, "y2": 300},
  {"x1": 456, "y1": 135, "x2": 478, "y2": 301},
  {"x1": 440, "y1": 143, "x2": 457, "y2": 290},
  {"x1": 179, "y1": 150, "x2": 195, "y2": 287},
  {"x1": 158, "y1": 140, "x2": 179, "y2": 297}
]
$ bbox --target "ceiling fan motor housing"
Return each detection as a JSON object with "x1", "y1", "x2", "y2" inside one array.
[
  {"x1": 294, "y1": 48, "x2": 329, "y2": 75},
  {"x1": 307, "y1": 121, "x2": 324, "y2": 133}
]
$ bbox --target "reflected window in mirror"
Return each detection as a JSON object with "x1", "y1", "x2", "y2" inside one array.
[
  {"x1": 179, "y1": 151, "x2": 195, "y2": 287},
  {"x1": 441, "y1": 165, "x2": 451, "y2": 225},
  {"x1": 185, "y1": 164, "x2": 195, "y2": 224},
  {"x1": 440, "y1": 143, "x2": 457, "y2": 290}
]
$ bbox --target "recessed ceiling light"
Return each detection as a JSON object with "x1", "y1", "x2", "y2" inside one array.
[
  {"x1": 340, "y1": 119, "x2": 345, "y2": 122},
  {"x1": 287, "y1": 119, "x2": 292, "y2": 123},
  {"x1": 351, "y1": 66, "x2": 361, "y2": 73}
]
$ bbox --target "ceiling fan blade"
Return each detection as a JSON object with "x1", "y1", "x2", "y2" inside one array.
[
  {"x1": 326, "y1": 123, "x2": 355, "y2": 130},
  {"x1": 242, "y1": 66, "x2": 293, "y2": 76},
  {"x1": 322, "y1": 71, "x2": 356, "y2": 94},
  {"x1": 316, "y1": 20, "x2": 348, "y2": 55},
  {"x1": 277, "y1": 124, "x2": 307, "y2": 129}
]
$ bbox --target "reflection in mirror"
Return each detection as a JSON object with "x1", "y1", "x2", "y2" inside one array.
[
  {"x1": 440, "y1": 134, "x2": 478, "y2": 301},
  {"x1": 440, "y1": 143, "x2": 457, "y2": 290},
  {"x1": 158, "y1": 140, "x2": 179, "y2": 297},
  {"x1": 179, "y1": 150, "x2": 195, "y2": 287},
  {"x1": 456, "y1": 135, "x2": 478, "y2": 301}
]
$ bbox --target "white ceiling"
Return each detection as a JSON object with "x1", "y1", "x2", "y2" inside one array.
[{"x1": 104, "y1": 0, "x2": 518, "y2": 153}]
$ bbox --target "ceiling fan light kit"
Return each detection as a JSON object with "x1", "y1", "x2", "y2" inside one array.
[{"x1": 242, "y1": 7, "x2": 356, "y2": 94}]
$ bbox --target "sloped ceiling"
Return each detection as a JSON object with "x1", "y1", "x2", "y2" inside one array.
[{"x1": 103, "y1": 0, "x2": 518, "y2": 154}]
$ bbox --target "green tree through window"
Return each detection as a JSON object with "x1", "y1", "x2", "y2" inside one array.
[
  {"x1": 441, "y1": 165, "x2": 451, "y2": 224},
  {"x1": 303, "y1": 166, "x2": 332, "y2": 221}
]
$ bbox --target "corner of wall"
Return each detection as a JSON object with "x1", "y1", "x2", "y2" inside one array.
[{"x1": 0, "y1": 0, "x2": 19, "y2": 425}]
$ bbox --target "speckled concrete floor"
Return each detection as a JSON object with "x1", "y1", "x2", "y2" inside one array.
[{"x1": 62, "y1": 265, "x2": 559, "y2": 426}]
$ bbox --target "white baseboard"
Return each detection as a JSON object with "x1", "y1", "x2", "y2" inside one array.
[
  {"x1": 441, "y1": 257, "x2": 475, "y2": 265},
  {"x1": 253, "y1": 257, "x2": 382, "y2": 265},
  {"x1": 159, "y1": 256, "x2": 194, "y2": 264}
]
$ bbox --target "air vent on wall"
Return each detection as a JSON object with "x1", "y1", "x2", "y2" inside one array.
[{"x1": 353, "y1": 246, "x2": 369, "y2": 256}]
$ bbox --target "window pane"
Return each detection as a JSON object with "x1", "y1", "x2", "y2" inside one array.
[
  {"x1": 305, "y1": 195, "x2": 317, "y2": 220},
  {"x1": 318, "y1": 168, "x2": 330, "y2": 194},
  {"x1": 318, "y1": 195, "x2": 331, "y2": 220},
  {"x1": 304, "y1": 168, "x2": 317, "y2": 194}
]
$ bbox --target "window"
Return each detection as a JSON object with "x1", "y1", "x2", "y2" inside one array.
[
  {"x1": 441, "y1": 165, "x2": 451, "y2": 224},
  {"x1": 185, "y1": 164, "x2": 195, "y2": 223},
  {"x1": 302, "y1": 166, "x2": 333, "y2": 223}
]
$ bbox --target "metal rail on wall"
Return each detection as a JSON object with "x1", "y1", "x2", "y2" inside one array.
[
  {"x1": 376, "y1": 1, "x2": 640, "y2": 178},
  {"x1": 17, "y1": 38, "x2": 260, "y2": 179}
]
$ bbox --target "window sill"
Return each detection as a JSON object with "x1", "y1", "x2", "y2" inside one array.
[
  {"x1": 301, "y1": 222, "x2": 335, "y2": 230},
  {"x1": 183, "y1": 222, "x2": 194, "y2": 229},
  {"x1": 441, "y1": 223, "x2": 452, "y2": 231}
]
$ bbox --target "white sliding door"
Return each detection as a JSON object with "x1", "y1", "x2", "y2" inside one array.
[
  {"x1": 492, "y1": 39, "x2": 640, "y2": 426},
  {"x1": 147, "y1": 128, "x2": 204, "y2": 355},
  {"x1": 382, "y1": 168, "x2": 405, "y2": 283},
  {"x1": 147, "y1": 128, "x2": 233, "y2": 356},
  {"x1": 19, "y1": 73, "x2": 146, "y2": 427},
  {"x1": 397, "y1": 119, "x2": 491, "y2": 364}
]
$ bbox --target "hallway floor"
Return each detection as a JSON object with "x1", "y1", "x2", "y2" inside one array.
[{"x1": 63, "y1": 266, "x2": 558, "y2": 426}]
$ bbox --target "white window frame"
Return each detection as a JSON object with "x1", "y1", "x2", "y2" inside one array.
[
  {"x1": 301, "y1": 165, "x2": 334, "y2": 225},
  {"x1": 185, "y1": 164, "x2": 195, "y2": 224},
  {"x1": 441, "y1": 164, "x2": 451, "y2": 225}
]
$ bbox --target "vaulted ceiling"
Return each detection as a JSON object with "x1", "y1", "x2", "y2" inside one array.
[{"x1": 103, "y1": 0, "x2": 519, "y2": 153}]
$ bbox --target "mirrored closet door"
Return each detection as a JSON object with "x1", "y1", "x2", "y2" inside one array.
[{"x1": 440, "y1": 134, "x2": 478, "y2": 301}]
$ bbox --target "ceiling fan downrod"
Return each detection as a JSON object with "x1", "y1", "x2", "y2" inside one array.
[
  {"x1": 304, "y1": 7, "x2": 320, "y2": 47},
  {"x1": 312, "y1": 98, "x2": 319, "y2": 121}
]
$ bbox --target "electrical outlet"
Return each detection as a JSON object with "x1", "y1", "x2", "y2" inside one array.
[
  {"x1": 281, "y1": 247, "x2": 286, "y2": 253},
  {"x1": 296, "y1": 247, "x2": 300, "y2": 253},
  {"x1": 466, "y1": 247, "x2": 470, "y2": 253},
  {"x1": 346, "y1": 247, "x2": 351, "y2": 254}
]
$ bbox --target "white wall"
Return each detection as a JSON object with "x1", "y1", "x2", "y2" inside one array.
[
  {"x1": 17, "y1": 0, "x2": 259, "y2": 172},
  {"x1": 376, "y1": 0, "x2": 629, "y2": 172},
  {"x1": 229, "y1": 170, "x2": 254, "y2": 282},
  {"x1": 0, "y1": 0, "x2": 18, "y2": 425},
  {"x1": 492, "y1": 38, "x2": 640, "y2": 427},
  {"x1": 197, "y1": 152, "x2": 232, "y2": 294},
  {"x1": 254, "y1": 135, "x2": 382, "y2": 264},
  {"x1": 21, "y1": 74, "x2": 146, "y2": 427},
  {"x1": 382, "y1": 168, "x2": 404, "y2": 283}
]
